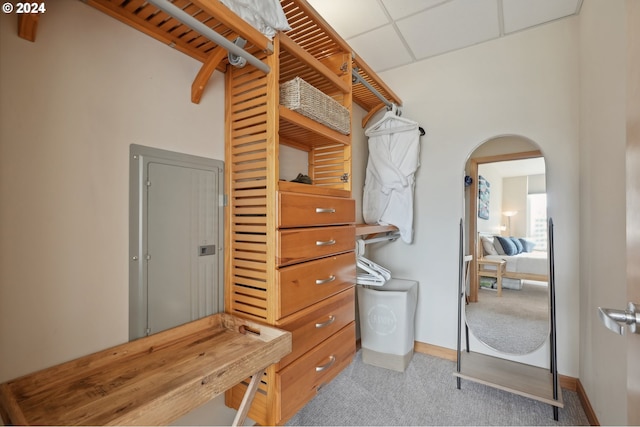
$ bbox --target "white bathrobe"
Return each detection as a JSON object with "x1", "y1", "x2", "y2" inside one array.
[{"x1": 363, "y1": 114, "x2": 421, "y2": 244}]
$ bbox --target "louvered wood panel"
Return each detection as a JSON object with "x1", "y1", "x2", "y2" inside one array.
[
  {"x1": 280, "y1": 0, "x2": 348, "y2": 61},
  {"x1": 225, "y1": 47, "x2": 276, "y2": 326},
  {"x1": 309, "y1": 144, "x2": 352, "y2": 190}
]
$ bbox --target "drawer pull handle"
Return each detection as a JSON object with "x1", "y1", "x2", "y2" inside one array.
[
  {"x1": 316, "y1": 239, "x2": 336, "y2": 246},
  {"x1": 315, "y1": 208, "x2": 336, "y2": 213},
  {"x1": 315, "y1": 315, "x2": 336, "y2": 328},
  {"x1": 315, "y1": 355, "x2": 336, "y2": 372},
  {"x1": 315, "y1": 275, "x2": 336, "y2": 285}
]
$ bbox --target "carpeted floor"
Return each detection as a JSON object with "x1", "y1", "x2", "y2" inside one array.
[
  {"x1": 286, "y1": 351, "x2": 589, "y2": 426},
  {"x1": 464, "y1": 281, "x2": 549, "y2": 354}
]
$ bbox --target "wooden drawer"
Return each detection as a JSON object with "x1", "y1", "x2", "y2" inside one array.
[
  {"x1": 277, "y1": 322, "x2": 356, "y2": 422},
  {"x1": 277, "y1": 225, "x2": 355, "y2": 267},
  {"x1": 277, "y1": 252, "x2": 355, "y2": 318},
  {"x1": 275, "y1": 287, "x2": 355, "y2": 369},
  {"x1": 278, "y1": 192, "x2": 355, "y2": 228}
]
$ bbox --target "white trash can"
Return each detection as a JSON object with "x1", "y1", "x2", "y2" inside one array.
[{"x1": 357, "y1": 279, "x2": 418, "y2": 372}]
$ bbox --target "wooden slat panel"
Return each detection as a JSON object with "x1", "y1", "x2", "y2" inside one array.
[
  {"x1": 232, "y1": 276, "x2": 267, "y2": 290},
  {"x1": 233, "y1": 160, "x2": 267, "y2": 173},
  {"x1": 230, "y1": 303, "x2": 268, "y2": 320},
  {"x1": 232, "y1": 180, "x2": 267, "y2": 190},
  {"x1": 232, "y1": 291, "x2": 267, "y2": 307},
  {"x1": 234, "y1": 207, "x2": 267, "y2": 217},
  {"x1": 188, "y1": 0, "x2": 273, "y2": 53},
  {"x1": 226, "y1": 50, "x2": 274, "y2": 325},
  {"x1": 232, "y1": 141, "x2": 267, "y2": 155},
  {"x1": 234, "y1": 259, "x2": 267, "y2": 271},
  {"x1": 232, "y1": 104, "x2": 268, "y2": 122},
  {"x1": 233, "y1": 248, "x2": 267, "y2": 261},
  {"x1": 230, "y1": 285, "x2": 266, "y2": 301},
  {"x1": 231, "y1": 124, "x2": 268, "y2": 138},
  {"x1": 232, "y1": 240, "x2": 266, "y2": 251},
  {"x1": 279, "y1": 34, "x2": 349, "y2": 94},
  {"x1": 233, "y1": 188, "x2": 267, "y2": 198},
  {"x1": 232, "y1": 234, "x2": 267, "y2": 244},
  {"x1": 233, "y1": 224, "x2": 267, "y2": 234},
  {"x1": 232, "y1": 168, "x2": 267, "y2": 180}
]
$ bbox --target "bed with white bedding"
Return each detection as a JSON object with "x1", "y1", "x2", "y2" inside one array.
[
  {"x1": 477, "y1": 233, "x2": 548, "y2": 296},
  {"x1": 482, "y1": 251, "x2": 548, "y2": 280}
]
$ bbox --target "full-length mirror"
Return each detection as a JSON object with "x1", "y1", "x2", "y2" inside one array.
[{"x1": 463, "y1": 136, "x2": 549, "y2": 355}]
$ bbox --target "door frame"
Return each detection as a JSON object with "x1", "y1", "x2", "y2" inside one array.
[
  {"x1": 129, "y1": 144, "x2": 225, "y2": 340},
  {"x1": 626, "y1": 0, "x2": 639, "y2": 421},
  {"x1": 467, "y1": 150, "x2": 543, "y2": 303}
]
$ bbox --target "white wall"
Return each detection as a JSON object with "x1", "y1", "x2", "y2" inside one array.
[
  {"x1": 502, "y1": 176, "x2": 527, "y2": 237},
  {"x1": 476, "y1": 164, "x2": 504, "y2": 234},
  {"x1": 365, "y1": 17, "x2": 581, "y2": 373},
  {"x1": 578, "y1": 0, "x2": 628, "y2": 424},
  {"x1": 0, "y1": 1, "x2": 236, "y2": 424}
]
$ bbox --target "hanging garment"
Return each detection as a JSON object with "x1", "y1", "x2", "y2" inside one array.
[{"x1": 363, "y1": 113, "x2": 421, "y2": 244}]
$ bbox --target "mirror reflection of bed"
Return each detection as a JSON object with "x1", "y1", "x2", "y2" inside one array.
[{"x1": 464, "y1": 136, "x2": 548, "y2": 355}]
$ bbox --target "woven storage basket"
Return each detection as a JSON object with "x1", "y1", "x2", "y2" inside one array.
[{"x1": 280, "y1": 77, "x2": 350, "y2": 135}]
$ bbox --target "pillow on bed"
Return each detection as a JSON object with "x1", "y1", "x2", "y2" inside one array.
[
  {"x1": 495, "y1": 236, "x2": 518, "y2": 256},
  {"x1": 481, "y1": 236, "x2": 498, "y2": 256},
  {"x1": 519, "y1": 238, "x2": 536, "y2": 252},
  {"x1": 510, "y1": 237, "x2": 524, "y2": 254},
  {"x1": 492, "y1": 237, "x2": 506, "y2": 255}
]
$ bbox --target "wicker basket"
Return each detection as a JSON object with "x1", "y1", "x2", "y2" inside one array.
[{"x1": 280, "y1": 77, "x2": 350, "y2": 135}]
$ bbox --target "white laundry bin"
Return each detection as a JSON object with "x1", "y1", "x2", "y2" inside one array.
[{"x1": 357, "y1": 279, "x2": 418, "y2": 372}]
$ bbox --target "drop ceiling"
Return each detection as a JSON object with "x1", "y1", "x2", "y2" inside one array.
[{"x1": 307, "y1": 0, "x2": 582, "y2": 73}]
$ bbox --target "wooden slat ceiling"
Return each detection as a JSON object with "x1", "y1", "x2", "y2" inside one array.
[{"x1": 83, "y1": 0, "x2": 402, "y2": 112}]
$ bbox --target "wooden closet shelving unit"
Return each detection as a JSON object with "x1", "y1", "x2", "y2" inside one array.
[
  {"x1": 223, "y1": 3, "x2": 356, "y2": 422},
  {"x1": 21, "y1": 1, "x2": 403, "y2": 425}
]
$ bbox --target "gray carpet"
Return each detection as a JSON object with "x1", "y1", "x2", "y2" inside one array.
[
  {"x1": 464, "y1": 282, "x2": 549, "y2": 354},
  {"x1": 286, "y1": 351, "x2": 589, "y2": 426}
]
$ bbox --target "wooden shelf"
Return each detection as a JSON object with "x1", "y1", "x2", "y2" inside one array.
[
  {"x1": 356, "y1": 223, "x2": 399, "y2": 238},
  {"x1": 279, "y1": 106, "x2": 351, "y2": 148},
  {"x1": 454, "y1": 351, "x2": 563, "y2": 408},
  {"x1": 0, "y1": 314, "x2": 291, "y2": 426},
  {"x1": 278, "y1": 181, "x2": 351, "y2": 198}
]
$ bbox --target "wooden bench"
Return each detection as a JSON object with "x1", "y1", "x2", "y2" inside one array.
[{"x1": 0, "y1": 313, "x2": 291, "y2": 426}]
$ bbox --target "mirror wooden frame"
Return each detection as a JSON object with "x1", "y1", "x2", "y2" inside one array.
[{"x1": 467, "y1": 149, "x2": 543, "y2": 303}]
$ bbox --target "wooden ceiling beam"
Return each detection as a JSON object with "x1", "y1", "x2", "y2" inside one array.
[{"x1": 18, "y1": 14, "x2": 39, "y2": 42}]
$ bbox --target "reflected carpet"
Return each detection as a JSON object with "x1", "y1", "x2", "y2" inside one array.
[{"x1": 464, "y1": 281, "x2": 549, "y2": 354}]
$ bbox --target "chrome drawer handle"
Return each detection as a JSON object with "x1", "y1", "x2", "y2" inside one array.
[
  {"x1": 315, "y1": 315, "x2": 336, "y2": 329},
  {"x1": 316, "y1": 239, "x2": 336, "y2": 246},
  {"x1": 315, "y1": 275, "x2": 336, "y2": 285},
  {"x1": 315, "y1": 208, "x2": 336, "y2": 213},
  {"x1": 315, "y1": 355, "x2": 336, "y2": 372}
]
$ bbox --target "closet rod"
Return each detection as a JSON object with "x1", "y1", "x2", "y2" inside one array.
[
  {"x1": 147, "y1": 0, "x2": 271, "y2": 74},
  {"x1": 360, "y1": 233, "x2": 400, "y2": 245},
  {"x1": 353, "y1": 68, "x2": 426, "y2": 136},
  {"x1": 352, "y1": 68, "x2": 394, "y2": 110}
]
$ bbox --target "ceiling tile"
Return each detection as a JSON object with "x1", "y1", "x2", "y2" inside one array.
[
  {"x1": 396, "y1": 0, "x2": 500, "y2": 60},
  {"x1": 307, "y1": 0, "x2": 389, "y2": 39},
  {"x1": 502, "y1": 0, "x2": 580, "y2": 34},
  {"x1": 380, "y1": 0, "x2": 449, "y2": 20},
  {"x1": 348, "y1": 25, "x2": 414, "y2": 72}
]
